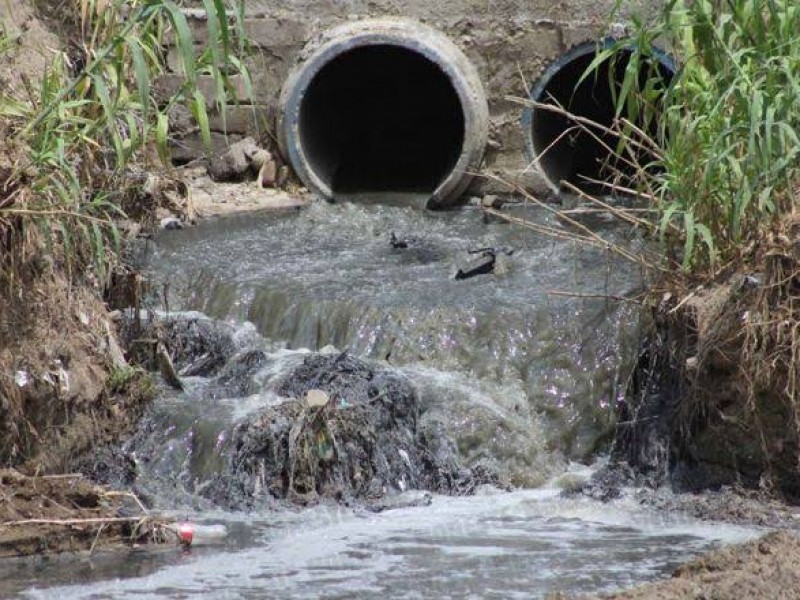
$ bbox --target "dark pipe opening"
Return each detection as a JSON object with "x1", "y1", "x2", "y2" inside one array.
[
  {"x1": 528, "y1": 45, "x2": 674, "y2": 195},
  {"x1": 299, "y1": 45, "x2": 465, "y2": 198}
]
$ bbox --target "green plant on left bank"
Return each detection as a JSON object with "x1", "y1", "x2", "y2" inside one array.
[{"x1": 0, "y1": 0, "x2": 253, "y2": 285}]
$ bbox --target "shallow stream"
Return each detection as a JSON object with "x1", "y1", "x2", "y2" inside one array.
[{"x1": 2, "y1": 200, "x2": 761, "y2": 598}]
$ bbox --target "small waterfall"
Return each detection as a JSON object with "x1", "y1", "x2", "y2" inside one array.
[{"x1": 137, "y1": 201, "x2": 645, "y2": 498}]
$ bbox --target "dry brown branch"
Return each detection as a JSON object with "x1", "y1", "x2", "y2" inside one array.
[
  {"x1": 507, "y1": 95, "x2": 664, "y2": 161},
  {"x1": 480, "y1": 176, "x2": 662, "y2": 271},
  {"x1": 2, "y1": 516, "x2": 146, "y2": 527},
  {"x1": 572, "y1": 175, "x2": 658, "y2": 203},
  {"x1": 102, "y1": 490, "x2": 150, "y2": 515},
  {"x1": 89, "y1": 523, "x2": 106, "y2": 556},
  {"x1": 546, "y1": 290, "x2": 643, "y2": 304},
  {"x1": 559, "y1": 180, "x2": 654, "y2": 230},
  {"x1": 520, "y1": 124, "x2": 583, "y2": 175}
]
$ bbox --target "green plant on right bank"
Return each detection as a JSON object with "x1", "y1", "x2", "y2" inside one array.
[
  {"x1": 0, "y1": 0, "x2": 252, "y2": 285},
  {"x1": 600, "y1": 0, "x2": 800, "y2": 273}
]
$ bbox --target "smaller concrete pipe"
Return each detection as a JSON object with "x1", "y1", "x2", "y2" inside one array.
[
  {"x1": 278, "y1": 19, "x2": 488, "y2": 209},
  {"x1": 523, "y1": 41, "x2": 675, "y2": 195}
]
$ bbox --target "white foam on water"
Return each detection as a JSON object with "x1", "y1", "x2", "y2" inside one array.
[{"x1": 21, "y1": 489, "x2": 761, "y2": 600}]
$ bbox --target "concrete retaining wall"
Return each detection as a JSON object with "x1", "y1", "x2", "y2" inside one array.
[{"x1": 171, "y1": 0, "x2": 655, "y2": 195}]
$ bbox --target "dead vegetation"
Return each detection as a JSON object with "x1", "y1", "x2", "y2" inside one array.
[
  {"x1": 0, "y1": 469, "x2": 176, "y2": 558},
  {"x1": 596, "y1": 197, "x2": 800, "y2": 499}
]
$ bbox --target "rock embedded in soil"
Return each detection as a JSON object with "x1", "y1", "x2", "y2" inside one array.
[
  {"x1": 249, "y1": 148, "x2": 272, "y2": 172},
  {"x1": 257, "y1": 156, "x2": 277, "y2": 187},
  {"x1": 276, "y1": 165, "x2": 290, "y2": 188},
  {"x1": 207, "y1": 137, "x2": 260, "y2": 182},
  {"x1": 159, "y1": 216, "x2": 184, "y2": 230}
]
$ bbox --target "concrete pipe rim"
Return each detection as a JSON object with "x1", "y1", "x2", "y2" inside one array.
[
  {"x1": 279, "y1": 18, "x2": 489, "y2": 209},
  {"x1": 522, "y1": 39, "x2": 676, "y2": 196}
]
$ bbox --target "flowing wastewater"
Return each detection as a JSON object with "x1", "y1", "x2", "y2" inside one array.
[{"x1": 3, "y1": 200, "x2": 760, "y2": 598}]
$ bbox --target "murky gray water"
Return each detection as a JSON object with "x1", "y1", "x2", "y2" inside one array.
[
  {"x1": 0, "y1": 200, "x2": 759, "y2": 598},
  {"x1": 152, "y1": 201, "x2": 644, "y2": 461},
  {"x1": 6, "y1": 487, "x2": 757, "y2": 599}
]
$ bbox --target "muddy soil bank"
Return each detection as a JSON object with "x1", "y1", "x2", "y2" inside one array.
[
  {"x1": 0, "y1": 258, "x2": 164, "y2": 557},
  {"x1": 0, "y1": 0, "x2": 163, "y2": 558},
  {"x1": 614, "y1": 270, "x2": 800, "y2": 502},
  {"x1": 576, "y1": 530, "x2": 800, "y2": 600},
  {"x1": 0, "y1": 469, "x2": 171, "y2": 558}
]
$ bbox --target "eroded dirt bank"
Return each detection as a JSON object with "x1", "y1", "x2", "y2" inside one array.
[
  {"x1": 0, "y1": 469, "x2": 169, "y2": 558},
  {"x1": 582, "y1": 530, "x2": 800, "y2": 600},
  {"x1": 615, "y1": 222, "x2": 800, "y2": 501},
  {"x1": 0, "y1": 0, "x2": 165, "y2": 557}
]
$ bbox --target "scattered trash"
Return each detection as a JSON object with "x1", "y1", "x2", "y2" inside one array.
[
  {"x1": 480, "y1": 194, "x2": 504, "y2": 209},
  {"x1": 305, "y1": 389, "x2": 330, "y2": 408},
  {"x1": 455, "y1": 251, "x2": 495, "y2": 280},
  {"x1": 390, "y1": 232, "x2": 409, "y2": 249},
  {"x1": 169, "y1": 522, "x2": 228, "y2": 547},
  {"x1": 454, "y1": 247, "x2": 515, "y2": 280},
  {"x1": 199, "y1": 352, "x2": 496, "y2": 508},
  {"x1": 54, "y1": 360, "x2": 70, "y2": 395},
  {"x1": 160, "y1": 217, "x2": 184, "y2": 230},
  {"x1": 14, "y1": 370, "x2": 29, "y2": 388},
  {"x1": 315, "y1": 429, "x2": 334, "y2": 461},
  {"x1": 398, "y1": 448, "x2": 413, "y2": 470}
]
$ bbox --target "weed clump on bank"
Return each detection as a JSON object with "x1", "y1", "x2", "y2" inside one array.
[
  {"x1": 1, "y1": 0, "x2": 253, "y2": 286},
  {"x1": 606, "y1": 0, "x2": 800, "y2": 497},
  {"x1": 0, "y1": 1, "x2": 252, "y2": 554}
]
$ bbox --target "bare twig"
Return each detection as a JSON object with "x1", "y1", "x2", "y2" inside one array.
[
  {"x1": 102, "y1": 490, "x2": 150, "y2": 515},
  {"x1": 89, "y1": 523, "x2": 106, "y2": 556},
  {"x1": 2, "y1": 516, "x2": 146, "y2": 527},
  {"x1": 560, "y1": 180, "x2": 654, "y2": 230},
  {"x1": 480, "y1": 175, "x2": 662, "y2": 271},
  {"x1": 508, "y1": 95, "x2": 664, "y2": 160},
  {"x1": 547, "y1": 290, "x2": 643, "y2": 304}
]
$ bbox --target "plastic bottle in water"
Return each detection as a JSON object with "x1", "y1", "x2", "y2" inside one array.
[{"x1": 170, "y1": 522, "x2": 228, "y2": 547}]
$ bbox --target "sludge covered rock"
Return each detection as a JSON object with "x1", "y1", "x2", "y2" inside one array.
[{"x1": 201, "y1": 352, "x2": 497, "y2": 508}]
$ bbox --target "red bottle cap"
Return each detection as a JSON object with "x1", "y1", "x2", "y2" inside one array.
[{"x1": 177, "y1": 522, "x2": 194, "y2": 546}]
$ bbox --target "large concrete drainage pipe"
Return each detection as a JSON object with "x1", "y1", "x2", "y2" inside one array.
[
  {"x1": 523, "y1": 41, "x2": 675, "y2": 195},
  {"x1": 279, "y1": 19, "x2": 488, "y2": 209}
]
